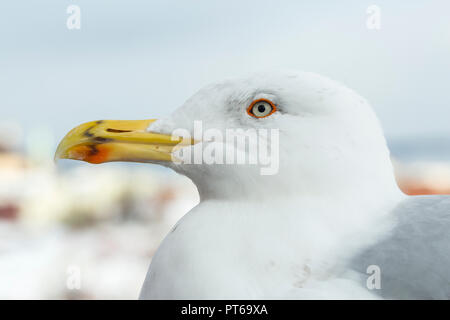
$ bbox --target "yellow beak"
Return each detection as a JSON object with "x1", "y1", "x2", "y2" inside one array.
[{"x1": 55, "y1": 119, "x2": 192, "y2": 164}]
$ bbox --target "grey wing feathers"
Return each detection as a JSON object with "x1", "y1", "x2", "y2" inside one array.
[{"x1": 349, "y1": 195, "x2": 450, "y2": 299}]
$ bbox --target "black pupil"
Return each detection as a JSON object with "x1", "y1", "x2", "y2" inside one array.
[{"x1": 257, "y1": 104, "x2": 267, "y2": 113}]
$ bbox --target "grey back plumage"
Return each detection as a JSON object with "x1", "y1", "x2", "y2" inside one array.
[{"x1": 349, "y1": 195, "x2": 450, "y2": 299}]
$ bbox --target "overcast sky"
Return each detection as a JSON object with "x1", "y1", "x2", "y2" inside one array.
[{"x1": 1, "y1": 1, "x2": 449, "y2": 160}]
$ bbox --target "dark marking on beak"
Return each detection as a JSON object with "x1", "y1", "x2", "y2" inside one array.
[
  {"x1": 89, "y1": 145, "x2": 99, "y2": 156},
  {"x1": 106, "y1": 128, "x2": 133, "y2": 133},
  {"x1": 93, "y1": 137, "x2": 113, "y2": 143},
  {"x1": 83, "y1": 129, "x2": 94, "y2": 138}
]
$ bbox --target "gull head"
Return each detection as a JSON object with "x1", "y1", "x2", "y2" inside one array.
[{"x1": 55, "y1": 70, "x2": 401, "y2": 201}]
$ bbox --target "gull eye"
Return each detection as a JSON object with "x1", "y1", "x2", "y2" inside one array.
[{"x1": 247, "y1": 99, "x2": 277, "y2": 118}]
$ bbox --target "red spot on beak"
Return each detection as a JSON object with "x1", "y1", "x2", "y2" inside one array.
[{"x1": 68, "y1": 144, "x2": 111, "y2": 164}]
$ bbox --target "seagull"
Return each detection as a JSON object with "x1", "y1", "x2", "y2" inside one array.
[{"x1": 55, "y1": 70, "x2": 450, "y2": 299}]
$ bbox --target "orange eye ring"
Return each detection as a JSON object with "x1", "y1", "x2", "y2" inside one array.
[{"x1": 246, "y1": 99, "x2": 277, "y2": 118}]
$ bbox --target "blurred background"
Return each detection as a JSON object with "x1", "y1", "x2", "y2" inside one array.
[{"x1": 0, "y1": 0, "x2": 449, "y2": 299}]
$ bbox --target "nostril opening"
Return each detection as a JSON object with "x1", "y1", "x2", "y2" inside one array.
[{"x1": 106, "y1": 128, "x2": 132, "y2": 133}]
